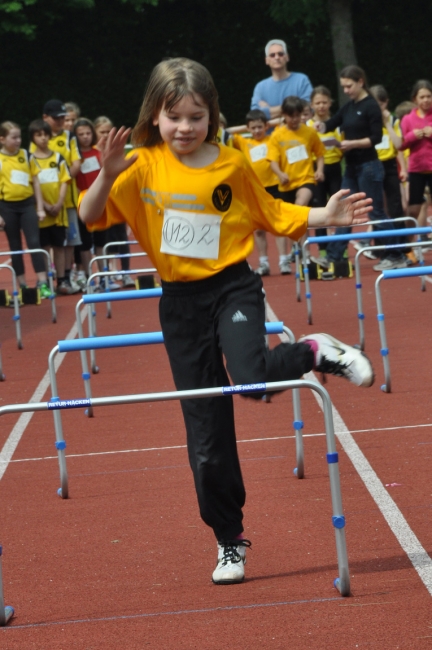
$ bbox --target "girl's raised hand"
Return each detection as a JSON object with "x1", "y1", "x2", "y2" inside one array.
[
  {"x1": 101, "y1": 127, "x2": 138, "y2": 180},
  {"x1": 325, "y1": 189, "x2": 373, "y2": 227}
]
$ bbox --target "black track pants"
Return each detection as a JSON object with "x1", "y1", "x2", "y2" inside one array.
[{"x1": 160, "y1": 261, "x2": 314, "y2": 541}]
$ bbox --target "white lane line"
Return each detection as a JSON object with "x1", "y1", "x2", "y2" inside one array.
[
  {"x1": 266, "y1": 300, "x2": 432, "y2": 597},
  {"x1": 9, "y1": 421, "x2": 432, "y2": 464},
  {"x1": 0, "y1": 314, "x2": 85, "y2": 481}
]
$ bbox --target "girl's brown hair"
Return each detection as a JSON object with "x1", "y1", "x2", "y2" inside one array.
[
  {"x1": 73, "y1": 118, "x2": 98, "y2": 147},
  {"x1": 311, "y1": 85, "x2": 333, "y2": 102},
  {"x1": 0, "y1": 121, "x2": 20, "y2": 138},
  {"x1": 339, "y1": 65, "x2": 369, "y2": 91},
  {"x1": 411, "y1": 79, "x2": 432, "y2": 101},
  {"x1": 131, "y1": 58, "x2": 219, "y2": 147}
]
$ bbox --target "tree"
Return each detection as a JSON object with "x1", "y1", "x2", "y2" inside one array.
[{"x1": 269, "y1": 0, "x2": 357, "y2": 104}]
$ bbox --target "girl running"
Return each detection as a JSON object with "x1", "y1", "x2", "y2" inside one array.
[
  {"x1": 0, "y1": 121, "x2": 50, "y2": 295},
  {"x1": 79, "y1": 58, "x2": 374, "y2": 586}
]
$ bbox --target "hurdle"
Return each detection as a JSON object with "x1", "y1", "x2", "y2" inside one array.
[
  {"x1": 301, "y1": 226, "x2": 432, "y2": 325},
  {"x1": 0, "y1": 249, "x2": 57, "y2": 322},
  {"x1": 0, "y1": 377, "x2": 351, "y2": 618},
  {"x1": 375, "y1": 265, "x2": 432, "y2": 393},
  {"x1": 89, "y1": 252, "x2": 153, "y2": 319},
  {"x1": 0, "y1": 264, "x2": 22, "y2": 349},
  {"x1": 354, "y1": 240, "x2": 428, "y2": 351}
]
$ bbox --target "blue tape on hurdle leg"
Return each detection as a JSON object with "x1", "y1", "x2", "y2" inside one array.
[
  {"x1": 377, "y1": 313, "x2": 385, "y2": 321},
  {"x1": 355, "y1": 283, "x2": 362, "y2": 289},
  {"x1": 82, "y1": 372, "x2": 91, "y2": 380},
  {"x1": 358, "y1": 313, "x2": 365, "y2": 320},
  {"x1": 380, "y1": 348, "x2": 389, "y2": 357},
  {"x1": 55, "y1": 440, "x2": 66, "y2": 450},
  {"x1": 12, "y1": 315, "x2": 20, "y2": 321},
  {"x1": 293, "y1": 420, "x2": 304, "y2": 430},
  {"x1": 332, "y1": 515, "x2": 346, "y2": 529},
  {"x1": 327, "y1": 452, "x2": 339, "y2": 464}
]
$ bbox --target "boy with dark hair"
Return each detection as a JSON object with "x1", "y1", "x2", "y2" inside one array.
[
  {"x1": 28, "y1": 119, "x2": 77, "y2": 295},
  {"x1": 268, "y1": 96, "x2": 326, "y2": 266},
  {"x1": 232, "y1": 109, "x2": 280, "y2": 275}
]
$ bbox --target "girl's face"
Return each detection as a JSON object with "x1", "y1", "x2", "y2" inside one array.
[
  {"x1": 0, "y1": 128, "x2": 21, "y2": 153},
  {"x1": 95, "y1": 122, "x2": 113, "y2": 141},
  {"x1": 153, "y1": 94, "x2": 210, "y2": 156},
  {"x1": 415, "y1": 88, "x2": 432, "y2": 114},
  {"x1": 33, "y1": 130, "x2": 50, "y2": 151},
  {"x1": 64, "y1": 111, "x2": 78, "y2": 132},
  {"x1": 340, "y1": 77, "x2": 364, "y2": 101},
  {"x1": 311, "y1": 93, "x2": 332, "y2": 119},
  {"x1": 75, "y1": 125, "x2": 93, "y2": 150}
]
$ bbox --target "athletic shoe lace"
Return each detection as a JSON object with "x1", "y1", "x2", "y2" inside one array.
[
  {"x1": 219, "y1": 539, "x2": 252, "y2": 565},
  {"x1": 316, "y1": 356, "x2": 351, "y2": 379}
]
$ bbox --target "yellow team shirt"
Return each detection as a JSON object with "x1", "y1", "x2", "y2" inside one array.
[
  {"x1": 216, "y1": 127, "x2": 233, "y2": 147},
  {"x1": 267, "y1": 124, "x2": 326, "y2": 192},
  {"x1": 375, "y1": 117, "x2": 401, "y2": 162},
  {"x1": 80, "y1": 142, "x2": 309, "y2": 282},
  {"x1": 306, "y1": 119, "x2": 343, "y2": 165},
  {"x1": 232, "y1": 134, "x2": 278, "y2": 188},
  {"x1": 0, "y1": 149, "x2": 34, "y2": 202},
  {"x1": 29, "y1": 151, "x2": 71, "y2": 228},
  {"x1": 30, "y1": 131, "x2": 80, "y2": 208}
]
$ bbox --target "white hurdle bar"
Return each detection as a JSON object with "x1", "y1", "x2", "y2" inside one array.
[
  {"x1": 0, "y1": 377, "x2": 351, "y2": 621},
  {"x1": 375, "y1": 265, "x2": 432, "y2": 393}
]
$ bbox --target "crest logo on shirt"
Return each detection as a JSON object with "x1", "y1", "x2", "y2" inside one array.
[
  {"x1": 57, "y1": 140, "x2": 64, "y2": 148},
  {"x1": 50, "y1": 161, "x2": 57, "y2": 168},
  {"x1": 212, "y1": 184, "x2": 232, "y2": 212},
  {"x1": 18, "y1": 157, "x2": 25, "y2": 164}
]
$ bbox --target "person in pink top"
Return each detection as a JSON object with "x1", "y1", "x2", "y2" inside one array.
[{"x1": 400, "y1": 80, "x2": 432, "y2": 228}]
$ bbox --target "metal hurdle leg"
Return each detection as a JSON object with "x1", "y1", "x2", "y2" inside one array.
[
  {"x1": 294, "y1": 242, "x2": 302, "y2": 302},
  {"x1": 0, "y1": 344, "x2": 5, "y2": 381},
  {"x1": 101, "y1": 242, "x2": 139, "y2": 318},
  {"x1": 0, "y1": 546, "x2": 14, "y2": 626},
  {"x1": 0, "y1": 378, "x2": 351, "y2": 598},
  {"x1": 0, "y1": 264, "x2": 22, "y2": 349},
  {"x1": 375, "y1": 265, "x2": 432, "y2": 393},
  {"x1": 48, "y1": 346, "x2": 69, "y2": 498}
]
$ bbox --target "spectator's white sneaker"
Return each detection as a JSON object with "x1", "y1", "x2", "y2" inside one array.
[
  {"x1": 255, "y1": 262, "x2": 270, "y2": 276},
  {"x1": 212, "y1": 539, "x2": 251, "y2": 585},
  {"x1": 299, "y1": 333, "x2": 374, "y2": 387}
]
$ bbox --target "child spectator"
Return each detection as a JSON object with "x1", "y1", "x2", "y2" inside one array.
[
  {"x1": 93, "y1": 116, "x2": 134, "y2": 288},
  {"x1": 400, "y1": 80, "x2": 432, "y2": 242},
  {"x1": 79, "y1": 58, "x2": 374, "y2": 585},
  {"x1": 30, "y1": 100, "x2": 82, "y2": 291},
  {"x1": 268, "y1": 95, "x2": 325, "y2": 272},
  {"x1": 28, "y1": 119, "x2": 75, "y2": 295},
  {"x1": 308, "y1": 86, "x2": 343, "y2": 266},
  {"x1": 232, "y1": 109, "x2": 279, "y2": 276},
  {"x1": 300, "y1": 99, "x2": 313, "y2": 124},
  {"x1": 64, "y1": 102, "x2": 81, "y2": 132},
  {"x1": 0, "y1": 121, "x2": 50, "y2": 296}
]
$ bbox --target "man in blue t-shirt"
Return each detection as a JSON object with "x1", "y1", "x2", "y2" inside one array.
[{"x1": 251, "y1": 40, "x2": 313, "y2": 120}]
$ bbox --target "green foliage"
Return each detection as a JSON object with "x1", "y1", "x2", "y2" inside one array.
[{"x1": 269, "y1": 0, "x2": 327, "y2": 26}]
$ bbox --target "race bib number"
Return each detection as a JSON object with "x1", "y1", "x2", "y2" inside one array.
[
  {"x1": 160, "y1": 209, "x2": 221, "y2": 260},
  {"x1": 11, "y1": 170, "x2": 29, "y2": 186},
  {"x1": 375, "y1": 134, "x2": 390, "y2": 150},
  {"x1": 80, "y1": 156, "x2": 101, "y2": 174},
  {"x1": 286, "y1": 144, "x2": 308, "y2": 164},
  {"x1": 249, "y1": 143, "x2": 267, "y2": 163},
  {"x1": 38, "y1": 168, "x2": 59, "y2": 184}
]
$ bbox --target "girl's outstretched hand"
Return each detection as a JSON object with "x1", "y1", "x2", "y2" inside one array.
[
  {"x1": 101, "y1": 127, "x2": 138, "y2": 180},
  {"x1": 325, "y1": 189, "x2": 373, "y2": 227}
]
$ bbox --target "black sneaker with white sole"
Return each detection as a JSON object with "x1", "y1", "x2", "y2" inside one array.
[
  {"x1": 212, "y1": 539, "x2": 251, "y2": 585},
  {"x1": 299, "y1": 333, "x2": 374, "y2": 387}
]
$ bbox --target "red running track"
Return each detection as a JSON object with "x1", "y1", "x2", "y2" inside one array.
[{"x1": 1, "y1": 235, "x2": 432, "y2": 648}]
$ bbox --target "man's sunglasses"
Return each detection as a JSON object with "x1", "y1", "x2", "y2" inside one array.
[{"x1": 268, "y1": 51, "x2": 285, "y2": 58}]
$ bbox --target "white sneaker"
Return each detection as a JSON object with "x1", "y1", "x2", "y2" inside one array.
[
  {"x1": 212, "y1": 539, "x2": 251, "y2": 585},
  {"x1": 255, "y1": 262, "x2": 270, "y2": 276},
  {"x1": 310, "y1": 255, "x2": 330, "y2": 270},
  {"x1": 122, "y1": 273, "x2": 135, "y2": 287},
  {"x1": 299, "y1": 333, "x2": 374, "y2": 387},
  {"x1": 279, "y1": 261, "x2": 291, "y2": 275},
  {"x1": 373, "y1": 257, "x2": 407, "y2": 272}
]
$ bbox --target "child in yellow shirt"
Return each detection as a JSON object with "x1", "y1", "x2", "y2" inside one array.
[{"x1": 268, "y1": 96, "x2": 326, "y2": 270}]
